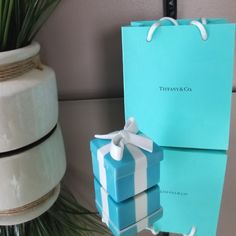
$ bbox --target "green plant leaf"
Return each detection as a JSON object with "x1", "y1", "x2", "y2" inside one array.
[
  {"x1": 0, "y1": 0, "x2": 61, "y2": 51},
  {"x1": 2, "y1": 0, "x2": 14, "y2": 50}
]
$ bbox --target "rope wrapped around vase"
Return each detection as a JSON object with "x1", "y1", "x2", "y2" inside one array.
[
  {"x1": 0, "y1": 54, "x2": 43, "y2": 82},
  {"x1": 0, "y1": 187, "x2": 56, "y2": 216}
]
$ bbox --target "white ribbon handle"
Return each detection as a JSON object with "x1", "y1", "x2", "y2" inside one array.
[
  {"x1": 201, "y1": 17, "x2": 207, "y2": 25},
  {"x1": 146, "y1": 226, "x2": 159, "y2": 235},
  {"x1": 147, "y1": 17, "x2": 208, "y2": 42},
  {"x1": 147, "y1": 17, "x2": 179, "y2": 42},
  {"x1": 147, "y1": 226, "x2": 196, "y2": 236},
  {"x1": 190, "y1": 20, "x2": 208, "y2": 41},
  {"x1": 95, "y1": 117, "x2": 153, "y2": 161},
  {"x1": 184, "y1": 226, "x2": 197, "y2": 236}
]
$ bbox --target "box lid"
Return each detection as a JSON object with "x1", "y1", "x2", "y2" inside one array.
[{"x1": 90, "y1": 134, "x2": 163, "y2": 179}]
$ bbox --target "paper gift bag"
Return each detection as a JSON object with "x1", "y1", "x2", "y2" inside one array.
[
  {"x1": 153, "y1": 148, "x2": 227, "y2": 236},
  {"x1": 122, "y1": 18, "x2": 235, "y2": 150}
]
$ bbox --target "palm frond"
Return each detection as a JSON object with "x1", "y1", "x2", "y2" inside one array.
[{"x1": 0, "y1": 0, "x2": 60, "y2": 52}]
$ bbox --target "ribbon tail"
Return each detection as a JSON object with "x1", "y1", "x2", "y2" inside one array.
[
  {"x1": 128, "y1": 133, "x2": 153, "y2": 153},
  {"x1": 95, "y1": 131, "x2": 118, "y2": 140}
]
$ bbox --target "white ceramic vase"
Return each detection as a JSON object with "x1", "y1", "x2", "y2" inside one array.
[
  {"x1": 0, "y1": 42, "x2": 67, "y2": 225},
  {"x1": 0, "y1": 126, "x2": 66, "y2": 225},
  {"x1": 0, "y1": 42, "x2": 58, "y2": 153}
]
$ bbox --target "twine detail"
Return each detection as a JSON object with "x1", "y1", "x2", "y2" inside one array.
[
  {"x1": 0, "y1": 187, "x2": 56, "y2": 216},
  {"x1": 0, "y1": 54, "x2": 43, "y2": 82}
]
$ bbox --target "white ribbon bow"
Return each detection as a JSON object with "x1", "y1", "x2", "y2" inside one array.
[{"x1": 95, "y1": 118, "x2": 153, "y2": 161}]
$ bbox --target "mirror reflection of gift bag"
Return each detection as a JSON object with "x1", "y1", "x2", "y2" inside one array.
[
  {"x1": 153, "y1": 148, "x2": 227, "y2": 236},
  {"x1": 122, "y1": 18, "x2": 236, "y2": 150}
]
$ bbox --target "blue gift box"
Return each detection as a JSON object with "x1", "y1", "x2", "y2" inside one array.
[
  {"x1": 94, "y1": 178, "x2": 163, "y2": 235},
  {"x1": 90, "y1": 135, "x2": 163, "y2": 202}
]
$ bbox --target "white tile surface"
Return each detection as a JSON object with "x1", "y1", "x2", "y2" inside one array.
[{"x1": 59, "y1": 94, "x2": 236, "y2": 236}]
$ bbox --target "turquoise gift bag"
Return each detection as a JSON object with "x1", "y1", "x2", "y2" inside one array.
[
  {"x1": 153, "y1": 148, "x2": 227, "y2": 236},
  {"x1": 122, "y1": 18, "x2": 235, "y2": 150}
]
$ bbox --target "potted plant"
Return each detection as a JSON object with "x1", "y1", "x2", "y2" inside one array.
[{"x1": 0, "y1": 1, "x2": 109, "y2": 235}]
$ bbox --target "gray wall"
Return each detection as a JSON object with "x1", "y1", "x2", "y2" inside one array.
[{"x1": 37, "y1": 0, "x2": 236, "y2": 100}]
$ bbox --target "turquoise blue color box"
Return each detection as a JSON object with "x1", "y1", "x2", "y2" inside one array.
[
  {"x1": 94, "y1": 178, "x2": 161, "y2": 231},
  {"x1": 90, "y1": 136, "x2": 163, "y2": 202},
  {"x1": 122, "y1": 18, "x2": 235, "y2": 150},
  {"x1": 154, "y1": 148, "x2": 227, "y2": 236},
  {"x1": 94, "y1": 179, "x2": 163, "y2": 236}
]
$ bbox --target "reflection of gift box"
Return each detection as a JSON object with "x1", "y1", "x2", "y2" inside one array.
[
  {"x1": 90, "y1": 118, "x2": 163, "y2": 202},
  {"x1": 94, "y1": 178, "x2": 163, "y2": 236}
]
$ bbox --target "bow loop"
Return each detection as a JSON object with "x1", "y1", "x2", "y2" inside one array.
[
  {"x1": 123, "y1": 117, "x2": 139, "y2": 134},
  {"x1": 95, "y1": 118, "x2": 153, "y2": 161}
]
